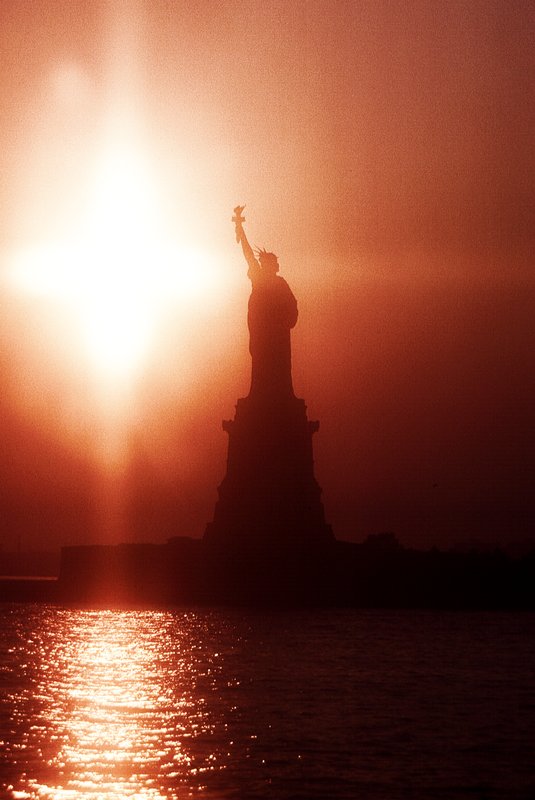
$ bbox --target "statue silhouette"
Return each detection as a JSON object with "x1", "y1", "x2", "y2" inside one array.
[
  {"x1": 203, "y1": 206, "x2": 333, "y2": 556},
  {"x1": 233, "y1": 206, "x2": 298, "y2": 399}
]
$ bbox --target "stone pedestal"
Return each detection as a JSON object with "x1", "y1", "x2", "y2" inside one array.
[{"x1": 204, "y1": 392, "x2": 333, "y2": 554}]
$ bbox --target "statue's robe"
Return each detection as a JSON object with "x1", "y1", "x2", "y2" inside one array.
[{"x1": 247, "y1": 270, "x2": 298, "y2": 399}]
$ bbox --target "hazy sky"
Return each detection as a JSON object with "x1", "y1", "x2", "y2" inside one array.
[{"x1": 1, "y1": 0, "x2": 533, "y2": 552}]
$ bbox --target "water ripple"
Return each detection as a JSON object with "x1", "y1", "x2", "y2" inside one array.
[{"x1": 0, "y1": 606, "x2": 534, "y2": 799}]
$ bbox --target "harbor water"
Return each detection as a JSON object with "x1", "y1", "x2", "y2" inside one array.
[{"x1": 1, "y1": 605, "x2": 534, "y2": 799}]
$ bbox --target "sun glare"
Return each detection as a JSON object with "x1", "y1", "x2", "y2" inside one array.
[{"x1": 7, "y1": 137, "x2": 225, "y2": 381}]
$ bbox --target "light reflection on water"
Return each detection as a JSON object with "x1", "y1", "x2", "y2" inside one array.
[
  {"x1": 1, "y1": 605, "x2": 535, "y2": 799},
  {"x1": 2, "y1": 608, "x2": 237, "y2": 799}
]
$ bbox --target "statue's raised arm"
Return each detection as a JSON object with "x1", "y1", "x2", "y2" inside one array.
[{"x1": 232, "y1": 206, "x2": 260, "y2": 280}]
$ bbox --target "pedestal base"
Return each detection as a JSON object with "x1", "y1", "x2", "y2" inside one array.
[{"x1": 204, "y1": 393, "x2": 333, "y2": 554}]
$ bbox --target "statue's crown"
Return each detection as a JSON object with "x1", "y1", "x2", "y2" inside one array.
[{"x1": 255, "y1": 247, "x2": 277, "y2": 260}]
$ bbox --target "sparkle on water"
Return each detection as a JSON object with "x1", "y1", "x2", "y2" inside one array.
[{"x1": 4, "y1": 609, "x2": 231, "y2": 799}]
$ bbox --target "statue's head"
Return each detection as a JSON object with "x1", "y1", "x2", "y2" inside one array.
[{"x1": 256, "y1": 248, "x2": 279, "y2": 274}]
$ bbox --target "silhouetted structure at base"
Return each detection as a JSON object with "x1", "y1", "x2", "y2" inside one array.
[
  {"x1": 204, "y1": 394, "x2": 333, "y2": 554},
  {"x1": 204, "y1": 208, "x2": 333, "y2": 559},
  {"x1": 13, "y1": 536, "x2": 533, "y2": 608}
]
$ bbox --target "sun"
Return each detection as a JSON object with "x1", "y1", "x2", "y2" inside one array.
[{"x1": 7, "y1": 137, "x2": 225, "y2": 381}]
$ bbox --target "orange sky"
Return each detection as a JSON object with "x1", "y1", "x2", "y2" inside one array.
[{"x1": 0, "y1": 0, "x2": 533, "y2": 552}]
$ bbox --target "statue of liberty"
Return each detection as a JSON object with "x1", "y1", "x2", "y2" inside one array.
[
  {"x1": 203, "y1": 206, "x2": 333, "y2": 553},
  {"x1": 232, "y1": 206, "x2": 298, "y2": 400}
]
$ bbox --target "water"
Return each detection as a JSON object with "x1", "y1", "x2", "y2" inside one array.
[{"x1": 1, "y1": 605, "x2": 534, "y2": 800}]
